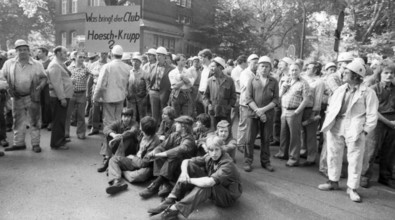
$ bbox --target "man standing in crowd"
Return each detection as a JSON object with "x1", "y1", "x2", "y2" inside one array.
[
  {"x1": 0, "y1": 72, "x2": 9, "y2": 155},
  {"x1": 146, "y1": 46, "x2": 173, "y2": 123},
  {"x1": 36, "y1": 47, "x2": 52, "y2": 130},
  {"x1": 88, "y1": 52, "x2": 108, "y2": 135},
  {"x1": 127, "y1": 55, "x2": 148, "y2": 122},
  {"x1": 197, "y1": 49, "x2": 213, "y2": 115},
  {"x1": 237, "y1": 54, "x2": 258, "y2": 152},
  {"x1": 65, "y1": 52, "x2": 91, "y2": 140},
  {"x1": 230, "y1": 55, "x2": 247, "y2": 126},
  {"x1": 275, "y1": 63, "x2": 309, "y2": 167},
  {"x1": 142, "y1": 48, "x2": 157, "y2": 73},
  {"x1": 244, "y1": 56, "x2": 279, "y2": 172},
  {"x1": 47, "y1": 46, "x2": 74, "y2": 150},
  {"x1": 204, "y1": 57, "x2": 236, "y2": 127},
  {"x1": 319, "y1": 60, "x2": 378, "y2": 202},
  {"x1": 188, "y1": 56, "x2": 202, "y2": 117},
  {"x1": 93, "y1": 45, "x2": 131, "y2": 128},
  {"x1": 1, "y1": 39, "x2": 47, "y2": 153}
]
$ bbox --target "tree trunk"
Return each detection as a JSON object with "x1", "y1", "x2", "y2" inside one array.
[{"x1": 361, "y1": 0, "x2": 384, "y2": 43}]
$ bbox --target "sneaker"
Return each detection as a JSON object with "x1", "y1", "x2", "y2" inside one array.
[
  {"x1": 161, "y1": 207, "x2": 179, "y2": 220},
  {"x1": 262, "y1": 163, "x2": 274, "y2": 172},
  {"x1": 347, "y1": 188, "x2": 361, "y2": 202},
  {"x1": 0, "y1": 139, "x2": 9, "y2": 147},
  {"x1": 106, "y1": 182, "x2": 128, "y2": 195},
  {"x1": 318, "y1": 180, "x2": 339, "y2": 191},
  {"x1": 243, "y1": 164, "x2": 252, "y2": 172},
  {"x1": 158, "y1": 182, "x2": 173, "y2": 198},
  {"x1": 147, "y1": 198, "x2": 176, "y2": 215}
]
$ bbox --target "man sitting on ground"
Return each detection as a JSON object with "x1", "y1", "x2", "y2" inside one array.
[
  {"x1": 97, "y1": 108, "x2": 139, "y2": 172},
  {"x1": 147, "y1": 135, "x2": 242, "y2": 220},
  {"x1": 105, "y1": 116, "x2": 160, "y2": 195}
]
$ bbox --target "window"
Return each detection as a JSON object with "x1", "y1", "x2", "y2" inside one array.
[
  {"x1": 181, "y1": 0, "x2": 186, "y2": 7},
  {"x1": 61, "y1": 32, "x2": 67, "y2": 47},
  {"x1": 71, "y1": 31, "x2": 77, "y2": 46},
  {"x1": 72, "y1": 0, "x2": 78, "y2": 13},
  {"x1": 176, "y1": 0, "x2": 181, "y2": 6},
  {"x1": 61, "y1": 0, "x2": 67, "y2": 14},
  {"x1": 176, "y1": 14, "x2": 181, "y2": 23},
  {"x1": 154, "y1": 35, "x2": 176, "y2": 52},
  {"x1": 90, "y1": 0, "x2": 100, "y2": 6},
  {"x1": 186, "y1": 0, "x2": 192, "y2": 8}
]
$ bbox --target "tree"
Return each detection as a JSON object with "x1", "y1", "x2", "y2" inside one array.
[{"x1": 0, "y1": 0, "x2": 55, "y2": 51}]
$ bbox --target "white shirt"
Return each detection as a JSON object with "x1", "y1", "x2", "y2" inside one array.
[
  {"x1": 231, "y1": 65, "x2": 243, "y2": 93},
  {"x1": 168, "y1": 67, "x2": 195, "y2": 90},
  {"x1": 239, "y1": 68, "x2": 256, "y2": 106},
  {"x1": 198, "y1": 64, "x2": 210, "y2": 92}
]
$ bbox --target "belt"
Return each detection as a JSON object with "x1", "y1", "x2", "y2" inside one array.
[
  {"x1": 74, "y1": 90, "x2": 86, "y2": 93},
  {"x1": 199, "y1": 91, "x2": 204, "y2": 95},
  {"x1": 284, "y1": 107, "x2": 297, "y2": 110}
]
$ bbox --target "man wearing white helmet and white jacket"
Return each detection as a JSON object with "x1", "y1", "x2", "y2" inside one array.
[
  {"x1": 93, "y1": 45, "x2": 131, "y2": 128},
  {"x1": 318, "y1": 60, "x2": 379, "y2": 203}
]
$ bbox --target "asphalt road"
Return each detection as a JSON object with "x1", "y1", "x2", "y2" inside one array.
[{"x1": 1, "y1": 126, "x2": 395, "y2": 220}]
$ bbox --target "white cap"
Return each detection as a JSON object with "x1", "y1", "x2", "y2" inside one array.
[
  {"x1": 7, "y1": 49, "x2": 16, "y2": 58},
  {"x1": 146, "y1": 48, "x2": 157, "y2": 55},
  {"x1": 14, "y1": 39, "x2": 29, "y2": 49},
  {"x1": 324, "y1": 62, "x2": 337, "y2": 70},
  {"x1": 111, "y1": 45, "x2": 124, "y2": 56},
  {"x1": 247, "y1": 54, "x2": 259, "y2": 62},
  {"x1": 121, "y1": 52, "x2": 131, "y2": 61},
  {"x1": 132, "y1": 55, "x2": 143, "y2": 63},
  {"x1": 258, "y1": 56, "x2": 272, "y2": 66},
  {"x1": 337, "y1": 52, "x2": 354, "y2": 62},
  {"x1": 156, "y1": 47, "x2": 167, "y2": 55},
  {"x1": 281, "y1": 57, "x2": 294, "y2": 65},
  {"x1": 346, "y1": 60, "x2": 366, "y2": 77},
  {"x1": 88, "y1": 52, "x2": 98, "y2": 58},
  {"x1": 212, "y1": 57, "x2": 226, "y2": 69}
]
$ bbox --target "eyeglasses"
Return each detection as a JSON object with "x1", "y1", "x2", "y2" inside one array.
[{"x1": 78, "y1": 56, "x2": 86, "y2": 59}]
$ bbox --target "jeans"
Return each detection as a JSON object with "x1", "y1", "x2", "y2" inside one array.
[{"x1": 65, "y1": 92, "x2": 87, "y2": 137}]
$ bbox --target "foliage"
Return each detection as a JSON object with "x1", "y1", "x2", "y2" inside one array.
[{"x1": 0, "y1": 0, "x2": 55, "y2": 51}]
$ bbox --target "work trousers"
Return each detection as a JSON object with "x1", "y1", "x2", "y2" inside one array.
[
  {"x1": 149, "y1": 90, "x2": 166, "y2": 124},
  {"x1": 0, "y1": 91, "x2": 7, "y2": 140},
  {"x1": 277, "y1": 109, "x2": 303, "y2": 164},
  {"x1": 377, "y1": 116, "x2": 395, "y2": 181},
  {"x1": 361, "y1": 129, "x2": 377, "y2": 180},
  {"x1": 272, "y1": 106, "x2": 282, "y2": 142},
  {"x1": 102, "y1": 101, "x2": 123, "y2": 129},
  {"x1": 171, "y1": 90, "x2": 193, "y2": 117},
  {"x1": 50, "y1": 97, "x2": 69, "y2": 148},
  {"x1": 127, "y1": 97, "x2": 147, "y2": 122},
  {"x1": 153, "y1": 157, "x2": 184, "y2": 182},
  {"x1": 327, "y1": 118, "x2": 365, "y2": 189},
  {"x1": 88, "y1": 102, "x2": 102, "y2": 130},
  {"x1": 108, "y1": 155, "x2": 152, "y2": 183},
  {"x1": 100, "y1": 135, "x2": 139, "y2": 158},
  {"x1": 65, "y1": 92, "x2": 87, "y2": 137},
  {"x1": 244, "y1": 111, "x2": 273, "y2": 166},
  {"x1": 301, "y1": 108, "x2": 319, "y2": 163},
  {"x1": 40, "y1": 84, "x2": 52, "y2": 126},
  {"x1": 230, "y1": 94, "x2": 240, "y2": 126},
  {"x1": 12, "y1": 96, "x2": 41, "y2": 146},
  {"x1": 172, "y1": 162, "x2": 240, "y2": 218},
  {"x1": 236, "y1": 106, "x2": 249, "y2": 148}
]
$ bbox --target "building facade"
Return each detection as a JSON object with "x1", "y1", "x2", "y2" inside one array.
[{"x1": 54, "y1": 0, "x2": 216, "y2": 56}]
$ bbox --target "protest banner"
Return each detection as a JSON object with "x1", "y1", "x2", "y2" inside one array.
[{"x1": 85, "y1": 6, "x2": 141, "y2": 52}]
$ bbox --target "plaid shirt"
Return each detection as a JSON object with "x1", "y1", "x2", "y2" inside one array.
[
  {"x1": 68, "y1": 63, "x2": 91, "y2": 92},
  {"x1": 281, "y1": 78, "x2": 310, "y2": 109}
]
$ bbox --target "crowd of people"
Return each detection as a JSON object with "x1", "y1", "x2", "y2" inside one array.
[{"x1": 1, "y1": 38, "x2": 395, "y2": 219}]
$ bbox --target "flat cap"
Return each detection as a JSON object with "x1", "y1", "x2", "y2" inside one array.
[{"x1": 174, "y1": 115, "x2": 194, "y2": 126}]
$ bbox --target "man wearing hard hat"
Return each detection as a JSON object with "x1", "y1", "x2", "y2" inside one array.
[
  {"x1": 127, "y1": 55, "x2": 148, "y2": 122},
  {"x1": 146, "y1": 46, "x2": 174, "y2": 123},
  {"x1": 204, "y1": 57, "x2": 236, "y2": 127},
  {"x1": 318, "y1": 60, "x2": 379, "y2": 203},
  {"x1": 93, "y1": 45, "x2": 131, "y2": 128},
  {"x1": 1, "y1": 39, "x2": 47, "y2": 153}
]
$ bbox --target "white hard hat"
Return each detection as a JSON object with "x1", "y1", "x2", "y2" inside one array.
[
  {"x1": 121, "y1": 52, "x2": 132, "y2": 61},
  {"x1": 212, "y1": 57, "x2": 226, "y2": 69},
  {"x1": 258, "y1": 56, "x2": 272, "y2": 66},
  {"x1": 247, "y1": 54, "x2": 259, "y2": 62},
  {"x1": 14, "y1": 39, "x2": 29, "y2": 49},
  {"x1": 156, "y1": 46, "x2": 167, "y2": 55},
  {"x1": 7, "y1": 49, "x2": 16, "y2": 58},
  {"x1": 171, "y1": 54, "x2": 176, "y2": 60},
  {"x1": 192, "y1": 56, "x2": 199, "y2": 61},
  {"x1": 346, "y1": 60, "x2": 366, "y2": 77},
  {"x1": 324, "y1": 62, "x2": 337, "y2": 70},
  {"x1": 132, "y1": 55, "x2": 143, "y2": 63},
  {"x1": 337, "y1": 52, "x2": 354, "y2": 62},
  {"x1": 88, "y1": 52, "x2": 98, "y2": 58},
  {"x1": 111, "y1": 45, "x2": 124, "y2": 56},
  {"x1": 146, "y1": 48, "x2": 157, "y2": 55},
  {"x1": 281, "y1": 57, "x2": 294, "y2": 65},
  {"x1": 353, "y1": 57, "x2": 365, "y2": 65}
]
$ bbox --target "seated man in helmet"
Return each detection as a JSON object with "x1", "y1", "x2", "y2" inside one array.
[
  {"x1": 97, "y1": 108, "x2": 140, "y2": 173},
  {"x1": 139, "y1": 116, "x2": 197, "y2": 199},
  {"x1": 147, "y1": 135, "x2": 242, "y2": 219}
]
